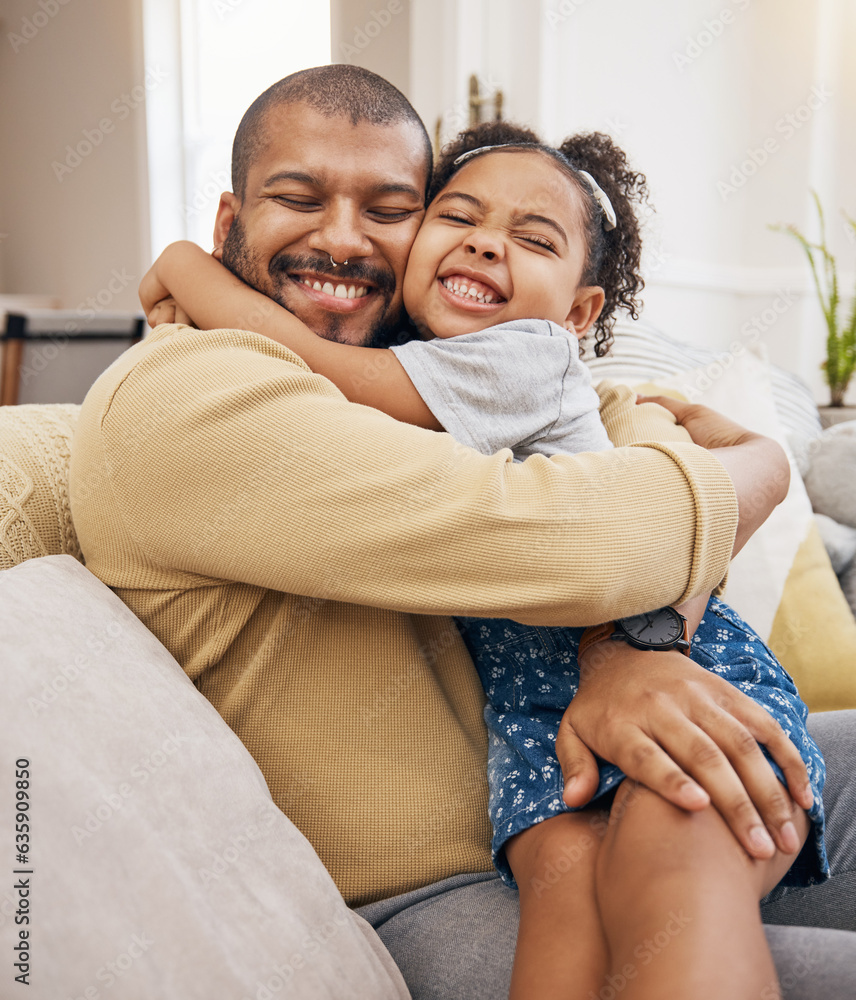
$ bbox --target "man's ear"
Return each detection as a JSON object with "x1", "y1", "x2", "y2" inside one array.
[
  {"x1": 212, "y1": 192, "x2": 240, "y2": 261},
  {"x1": 564, "y1": 286, "x2": 605, "y2": 340}
]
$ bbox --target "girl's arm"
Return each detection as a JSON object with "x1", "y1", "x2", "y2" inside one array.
[{"x1": 139, "y1": 241, "x2": 442, "y2": 431}]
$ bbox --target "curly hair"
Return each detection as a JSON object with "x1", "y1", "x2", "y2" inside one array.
[{"x1": 430, "y1": 121, "x2": 650, "y2": 356}]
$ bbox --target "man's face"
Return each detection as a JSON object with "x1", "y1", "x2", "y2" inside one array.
[{"x1": 214, "y1": 103, "x2": 428, "y2": 347}]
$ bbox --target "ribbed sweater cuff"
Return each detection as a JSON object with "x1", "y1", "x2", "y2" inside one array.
[{"x1": 630, "y1": 440, "x2": 737, "y2": 602}]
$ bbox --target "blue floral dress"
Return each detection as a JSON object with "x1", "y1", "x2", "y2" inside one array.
[{"x1": 456, "y1": 597, "x2": 828, "y2": 889}]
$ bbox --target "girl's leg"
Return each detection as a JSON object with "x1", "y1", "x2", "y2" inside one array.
[
  {"x1": 504, "y1": 809, "x2": 610, "y2": 1000},
  {"x1": 595, "y1": 779, "x2": 810, "y2": 1000}
]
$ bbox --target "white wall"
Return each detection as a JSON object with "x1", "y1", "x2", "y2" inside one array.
[
  {"x1": 537, "y1": 0, "x2": 855, "y2": 405},
  {"x1": 3, "y1": 0, "x2": 853, "y2": 405},
  {"x1": 393, "y1": 0, "x2": 856, "y2": 405},
  {"x1": 0, "y1": 0, "x2": 150, "y2": 313}
]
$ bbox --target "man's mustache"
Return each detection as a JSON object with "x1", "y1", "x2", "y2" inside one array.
[{"x1": 269, "y1": 253, "x2": 396, "y2": 295}]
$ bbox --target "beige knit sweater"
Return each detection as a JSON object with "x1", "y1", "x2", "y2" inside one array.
[{"x1": 69, "y1": 324, "x2": 737, "y2": 905}]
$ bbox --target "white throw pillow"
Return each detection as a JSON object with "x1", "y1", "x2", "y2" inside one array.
[{"x1": 0, "y1": 555, "x2": 410, "y2": 1000}]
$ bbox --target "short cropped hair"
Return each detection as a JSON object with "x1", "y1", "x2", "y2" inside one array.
[{"x1": 231, "y1": 64, "x2": 433, "y2": 199}]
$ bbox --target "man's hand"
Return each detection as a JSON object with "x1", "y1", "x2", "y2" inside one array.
[{"x1": 556, "y1": 641, "x2": 812, "y2": 860}]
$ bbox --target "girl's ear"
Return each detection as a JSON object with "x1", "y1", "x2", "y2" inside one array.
[
  {"x1": 212, "y1": 192, "x2": 241, "y2": 260},
  {"x1": 564, "y1": 286, "x2": 605, "y2": 339}
]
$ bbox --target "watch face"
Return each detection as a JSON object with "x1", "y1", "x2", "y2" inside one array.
[{"x1": 618, "y1": 608, "x2": 683, "y2": 646}]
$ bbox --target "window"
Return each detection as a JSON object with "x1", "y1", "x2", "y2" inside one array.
[{"x1": 143, "y1": 0, "x2": 331, "y2": 255}]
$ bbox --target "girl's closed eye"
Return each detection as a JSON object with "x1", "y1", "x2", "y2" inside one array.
[
  {"x1": 438, "y1": 210, "x2": 475, "y2": 226},
  {"x1": 517, "y1": 233, "x2": 557, "y2": 253}
]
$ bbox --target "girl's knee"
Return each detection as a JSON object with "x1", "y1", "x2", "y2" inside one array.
[
  {"x1": 599, "y1": 781, "x2": 750, "y2": 882},
  {"x1": 507, "y1": 811, "x2": 607, "y2": 901}
]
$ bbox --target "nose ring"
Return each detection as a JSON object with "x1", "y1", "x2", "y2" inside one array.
[{"x1": 331, "y1": 255, "x2": 349, "y2": 267}]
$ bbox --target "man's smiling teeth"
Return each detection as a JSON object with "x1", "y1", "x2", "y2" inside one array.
[
  {"x1": 300, "y1": 278, "x2": 368, "y2": 299},
  {"x1": 441, "y1": 277, "x2": 500, "y2": 304}
]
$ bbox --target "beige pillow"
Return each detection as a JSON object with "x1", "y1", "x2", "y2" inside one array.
[
  {"x1": 635, "y1": 350, "x2": 856, "y2": 712},
  {"x1": 0, "y1": 555, "x2": 410, "y2": 999}
]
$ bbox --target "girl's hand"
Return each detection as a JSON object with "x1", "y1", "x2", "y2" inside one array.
[
  {"x1": 139, "y1": 259, "x2": 172, "y2": 320},
  {"x1": 636, "y1": 395, "x2": 757, "y2": 450},
  {"x1": 146, "y1": 295, "x2": 177, "y2": 328},
  {"x1": 555, "y1": 642, "x2": 812, "y2": 861},
  {"x1": 145, "y1": 295, "x2": 196, "y2": 330},
  {"x1": 146, "y1": 295, "x2": 196, "y2": 330},
  {"x1": 139, "y1": 242, "x2": 212, "y2": 326}
]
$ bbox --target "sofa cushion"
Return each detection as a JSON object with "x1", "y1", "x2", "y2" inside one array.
[
  {"x1": 0, "y1": 555, "x2": 410, "y2": 999},
  {"x1": 0, "y1": 403, "x2": 82, "y2": 569}
]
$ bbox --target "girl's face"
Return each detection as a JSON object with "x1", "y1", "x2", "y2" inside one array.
[{"x1": 402, "y1": 150, "x2": 604, "y2": 340}]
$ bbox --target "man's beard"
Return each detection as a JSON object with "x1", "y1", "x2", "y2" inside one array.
[{"x1": 220, "y1": 216, "x2": 410, "y2": 349}]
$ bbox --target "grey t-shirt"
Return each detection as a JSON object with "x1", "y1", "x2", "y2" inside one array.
[{"x1": 389, "y1": 319, "x2": 612, "y2": 459}]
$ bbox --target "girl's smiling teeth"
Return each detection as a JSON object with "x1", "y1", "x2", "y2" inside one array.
[
  {"x1": 440, "y1": 275, "x2": 505, "y2": 304},
  {"x1": 298, "y1": 278, "x2": 369, "y2": 299}
]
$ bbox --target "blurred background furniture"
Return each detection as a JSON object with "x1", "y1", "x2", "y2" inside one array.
[{"x1": 0, "y1": 309, "x2": 144, "y2": 406}]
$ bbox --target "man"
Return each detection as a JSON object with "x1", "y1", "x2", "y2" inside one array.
[{"x1": 70, "y1": 65, "x2": 856, "y2": 997}]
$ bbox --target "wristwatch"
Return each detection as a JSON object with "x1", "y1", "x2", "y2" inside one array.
[{"x1": 578, "y1": 606, "x2": 691, "y2": 660}]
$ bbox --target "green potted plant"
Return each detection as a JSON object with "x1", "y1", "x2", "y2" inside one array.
[{"x1": 773, "y1": 192, "x2": 856, "y2": 410}]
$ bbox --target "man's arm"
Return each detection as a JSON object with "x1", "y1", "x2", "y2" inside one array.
[
  {"x1": 81, "y1": 327, "x2": 736, "y2": 624},
  {"x1": 73, "y1": 330, "x2": 796, "y2": 858}
]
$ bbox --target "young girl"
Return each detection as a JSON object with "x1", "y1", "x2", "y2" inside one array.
[{"x1": 141, "y1": 121, "x2": 827, "y2": 999}]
